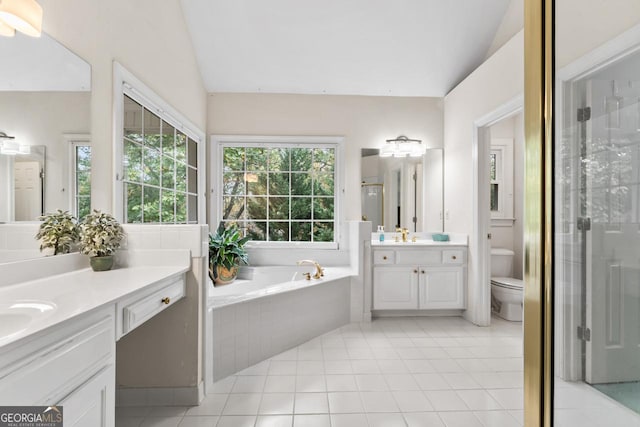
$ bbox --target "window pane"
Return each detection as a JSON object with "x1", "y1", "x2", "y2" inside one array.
[
  {"x1": 162, "y1": 156, "x2": 175, "y2": 190},
  {"x1": 490, "y1": 183, "x2": 499, "y2": 211},
  {"x1": 188, "y1": 194, "x2": 198, "y2": 223},
  {"x1": 246, "y1": 147, "x2": 267, "y2": 171},
  {"x1": 269, "y1": 148, "x2": 290, "y2": 171},
  {"x1": 291, "y1": 173, "x2": 312, "y2": 195},
  {"x1": 175, "y1": 131, "x2": 187, "y2": 162},
  {"x1": 77, "y1": 171, "x2": 91, "y2": 196},
  {"x1": 490, "y1": 153, "x2": 497, "y2": 180},
  {"x1": 175, "y1": 193, "x2": 186, "y2": 223},
  {"x1": 313, "y1": 222, "x2": 334, "y2": 242},
  {"x1": 124, "y1": 140, "x2": 142, "y2": 182},
  {"x1": 269, "y1": 197, "x2": 289, "y2": 219},
  {"x1": 269, "y1": 222, "x2": 289, "y2": 241},
  {"x1": 143, "y1": 187, "x2": 160, "y2": 223},
  {"x1": 176, "y1": 162, "x2": 187, "y2": 192},
  {"x1": 124, "y1": 95, "x2": 143, "y2": 143},
  {"x1": 291, "y1": 148, "x2": 312, "y2": 171},
  {"x1": 269, "y1": 172, "x2": 290, "y2": 195},
  {"x1": 292, "y1": 222, "x2": 311, "y2": 241},
  {"x1": 143, "y1": 147, "x2": 161, "y2": 186},
  {"x1": 223, "y1": 173, "x2": 245, "y2": 195},
  {"x1": 313, "y1": 198, "x2": 334, "y2": 220},
  {"x1": 223, "y1": 196, "x2": 245, "y2": 220},
  {"x1": 126, "y1": 183, "x2": 142, "y2": 223},
  {"x1": 247, "y1": 221, "x2": 266, "y2": 240},
  {"x1": 313, "y1": 148, "x2": 335, "y2": 172},
  {"x1": 76, "y1": 146, "x2": 91, "y2": 171},
  {"x1": 291, "y1": 197, "x2": 311, "y2": 219},
  {"x1": 314, "y1": 172, "x2": 334, "y2": 196},
  {"x1": 247, "y1": 196, "x2": 267, "y2": 219},
  {"x1": 78, "y1": 196, "x2": 91, "y2": 220},
  {"x1": 188, "y1": 167, "x2": 197, "y2": 193},
  {"x1": 188, "y1": 138, "x2": 198, "y2": 168},
  {"x1": 162, "y1": 121, "x2": 175, "y2": 157},
  {"x1": 224, "y1": 147, "x2": 245, "y2": 171},
  {"x1": 162, "y1": 190, "x2": 175, "y2": 223},
  {"x1": 143, "y1": 108, "x2": 161, "y2": 150},
  {"x1": 247, "y1": 173, "x2": 267, "y2": 195}
]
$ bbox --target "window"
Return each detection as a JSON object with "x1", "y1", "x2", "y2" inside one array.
[
  {"x1": 74, "y1": 144, "x2": 91, "y2": 220},
  {"x1": 217, "y1": 139, "x2": 340, "y2": 245},
  {"x1": 489, "y1": 138, "x2": 514, "y2": 221},
  {"x1": 490, "y1": 152, "x2": 500, "y2": 212},
  {"x1": 122, "y1": 94, "x2": 199, "y2": 223}
]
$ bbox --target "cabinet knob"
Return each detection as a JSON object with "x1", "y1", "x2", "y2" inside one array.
[
  {"x1": 421, "y1": 270, "x2": 425, "y2": 274},
  {"x1": 413, "y1": 269, "x2": 418, "y2": 274},
  {"x1": 162, "y1": 297, "x2": 171, "y2": 305},
  {"x1": 452, "y1": 255, "x2": 457, "y2": 260},
  {"x1": 383, "y1": 256, "x2": 387, "y2": 260}
]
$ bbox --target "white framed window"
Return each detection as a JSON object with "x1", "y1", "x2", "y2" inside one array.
[
  {"x1": 64, "y1": 134, "x2": 91, "y2": 220},
  {"x1": 490, "y1": 138, "x2": 514, "y2": 221},
  {"x1": 211, "y1": 135, "x2": 344, "y2": 249},
  {"x1": 113, "y1": 63, "x2": 205, "y2": 224}
]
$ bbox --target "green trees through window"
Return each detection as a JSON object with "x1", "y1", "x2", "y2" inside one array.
[{"x1": 222, "y1": 145, "x2": 336, "y2": 242}]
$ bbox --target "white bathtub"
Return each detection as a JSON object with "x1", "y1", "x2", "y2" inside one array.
[{"x1": 204, "y1": 265, "x2": 353, "y2": 386}]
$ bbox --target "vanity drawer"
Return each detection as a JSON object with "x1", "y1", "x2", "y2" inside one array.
[
  {"x1": 121, "y1": 275, "x2": 185, "y2": 336},
  {"x1": 374, "y1": 250, "x2": 395, "y2": 265},
  {"x1": 396, "y1": 249, "x2": 440, "y2": 265},
  {"x1": 443, "y1": 250, "x2": 464, "y2": 264}
]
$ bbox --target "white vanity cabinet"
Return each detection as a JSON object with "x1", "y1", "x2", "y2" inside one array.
[
  {"x1": 373, "y1": 246, "x2": 467, "y2": 310},
  {"x1": 0, "y1": 307, "x2": 116, "y2": 426}
]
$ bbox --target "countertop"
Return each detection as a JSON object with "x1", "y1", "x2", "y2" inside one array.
[
  {"x1": 0, "y1": 252, "x2": 190, "y2": 348},
  {"x1": 371, "y1": 240, "x2": 468, "y2": 247}
]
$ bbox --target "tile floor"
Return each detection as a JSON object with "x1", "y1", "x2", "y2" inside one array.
[
  {"x1": 117, "y1": 314, "x2": 640, "y2": 426},
  {"x1": 117, "y1": 316, "x2": 526, "y2": 427}
]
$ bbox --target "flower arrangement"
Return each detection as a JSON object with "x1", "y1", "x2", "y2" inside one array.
[{"x1": 35, "y1": 210, "x2": 80, "y2": 255}]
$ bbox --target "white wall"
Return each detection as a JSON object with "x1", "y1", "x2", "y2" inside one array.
[
  {"x1": 208, "y1": 93, "x2": 444, "y2": 223},
  {"x1": 39, "y1": 0, "x2": 208, "y2": 214},
  {"x1": 0, "y1": 92, "x2": 90, "y2": 218},
  {"x1": 485, "y1": 0, "x2": 523, "y2": 60},
  {"x1": 443, "y1": 31, "x2": 524, "y2": 324}
]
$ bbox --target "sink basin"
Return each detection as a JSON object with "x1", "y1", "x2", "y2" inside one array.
[{"x1": 0, "y1": 301, "x2": 57, "y2": 338}]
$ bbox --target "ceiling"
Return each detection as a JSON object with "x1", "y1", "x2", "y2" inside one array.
[
  {"x1": 181, "y1": 0, "x2": 511, "y2": 97},
  {"x1": 0, "y1": 33, "x2": 90, "y2": 92}
]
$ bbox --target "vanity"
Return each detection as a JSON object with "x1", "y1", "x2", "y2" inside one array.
[
  {"x1": 0, "y1": 252, "x2": 189, "y2": 427},
  {"x1": 371, "y1": 233, "x2": 467, "y2": 312}
]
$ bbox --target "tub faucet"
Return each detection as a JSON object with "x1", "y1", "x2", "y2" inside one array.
[{"x1": 297, "y1": 259, "x2": 324, "y2": 279}]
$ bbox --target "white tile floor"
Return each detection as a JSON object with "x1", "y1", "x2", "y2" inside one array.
[{"x1": 117, "y1": 316, "x2": 525, "y2": 427}]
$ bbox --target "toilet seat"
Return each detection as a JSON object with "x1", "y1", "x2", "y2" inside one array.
[{"x1": 491, "y1": 277, "x2": 523, "y2": 291}]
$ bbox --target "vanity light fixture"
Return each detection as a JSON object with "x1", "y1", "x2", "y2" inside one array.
[
  {"x1": 0, "y1": 131, "x2": 29, "y2": 155},
  {"x1": 379, "y1": 135, "x2": 426, "y2": 158},
  {"x1": 0, "y1": 0, "x2": 43, "y2": 38}
]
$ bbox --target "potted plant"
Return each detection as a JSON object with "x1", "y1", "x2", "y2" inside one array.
[
  {"x1": 35, "y1": 210, "x2": 80, "y2": 255},
  {"x1": 79, "y1": 210, "x2": 125, "y2": 271},
  {"x1": 209, "y1": 222, "x2": 249, "y2": 285}
]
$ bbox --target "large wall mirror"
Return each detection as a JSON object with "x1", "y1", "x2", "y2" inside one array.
[
  {"x1": 0, "y1": 33, "x2": 91, "y2": 224},
  {"x1": 361, "y1": 148, "x2": 443, "y2": 232}
]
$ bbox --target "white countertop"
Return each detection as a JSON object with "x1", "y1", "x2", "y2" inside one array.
[
  {"x1": 0, "y1": 253, "x2": 190, "y2": 348},
  {"x1": 371, "y1": 240, "x2": 467, "y2": 247},
  {"x1": 370, "y1": 232, "x2": 468, "y2": 247}
]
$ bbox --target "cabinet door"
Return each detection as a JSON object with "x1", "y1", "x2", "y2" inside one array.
[
  {"x1": 419, "y1": 268, "x2": 465, "y2": 309},
  {"x1": 58, "y1": 365, "x2": 115, "y2": 427},
  {"x1": 373, "y1": 266, "x2": 418, "y2": 309}
]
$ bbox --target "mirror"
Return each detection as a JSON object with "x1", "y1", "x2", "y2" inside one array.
[
  {"x1": 0, "y1": 32, "x2": 91, "y2": 223},
  {"x1": 361, "y1": 148, "x2": 443, "y2": 232}
]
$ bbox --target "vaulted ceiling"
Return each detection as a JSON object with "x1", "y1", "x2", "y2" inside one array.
[{"x1": 181, "y1": 0, "x2": 511, "y2": 97}]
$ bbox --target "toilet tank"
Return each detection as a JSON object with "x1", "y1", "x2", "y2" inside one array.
[{"x1": 491, "y1": 248, "x2": 514, "y2": 277}]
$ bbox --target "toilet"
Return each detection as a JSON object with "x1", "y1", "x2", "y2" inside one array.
[{"x1": 491, "y1": 248, "x2": 523, "y2": 321}]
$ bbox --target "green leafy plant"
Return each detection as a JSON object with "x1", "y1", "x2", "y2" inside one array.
[
  {"x1": 35, "y1": 210, "x2": 80, "y2": 255},
  {"x1": 79, "y1": 210, "x2": 125, "y2": 257},
  {"x1": 209, "y1": 222, "x2": 250, "y2": 270}
]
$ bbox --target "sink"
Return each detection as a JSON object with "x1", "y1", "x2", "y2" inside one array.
[{"x1": 0, "y1": 301, "x2": 57, "y2": 338}]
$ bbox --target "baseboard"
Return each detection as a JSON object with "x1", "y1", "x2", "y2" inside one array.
[
  {"x1": 117, "y1": 382, "x2": 204, "y2": 407},
  {"x1": 372, "y1": 309, "x2": 464, "y2": 318}
]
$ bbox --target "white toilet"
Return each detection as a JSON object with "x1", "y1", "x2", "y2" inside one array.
[{"x1": 491, "y1": 248, "x2": 523, "y2": 321}]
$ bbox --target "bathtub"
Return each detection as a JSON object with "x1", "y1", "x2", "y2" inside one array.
[{"x1": 204, "y1": 265, "x2": 353, "y2": 387}]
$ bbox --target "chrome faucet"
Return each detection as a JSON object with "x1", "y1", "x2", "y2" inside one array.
[{"x1": 297, "y1": 259, "x2": 324, "y2": 279}]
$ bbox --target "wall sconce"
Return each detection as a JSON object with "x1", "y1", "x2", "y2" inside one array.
[
  {"x1": 0, "y1": 0, "x2": 43, "y2": 38},
  {"x1": 379, "y1": 135, "x2": 425, "y2": 158},
  {"x1": 0, "y1": 132, "x2": 30, "y2": 155}
]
